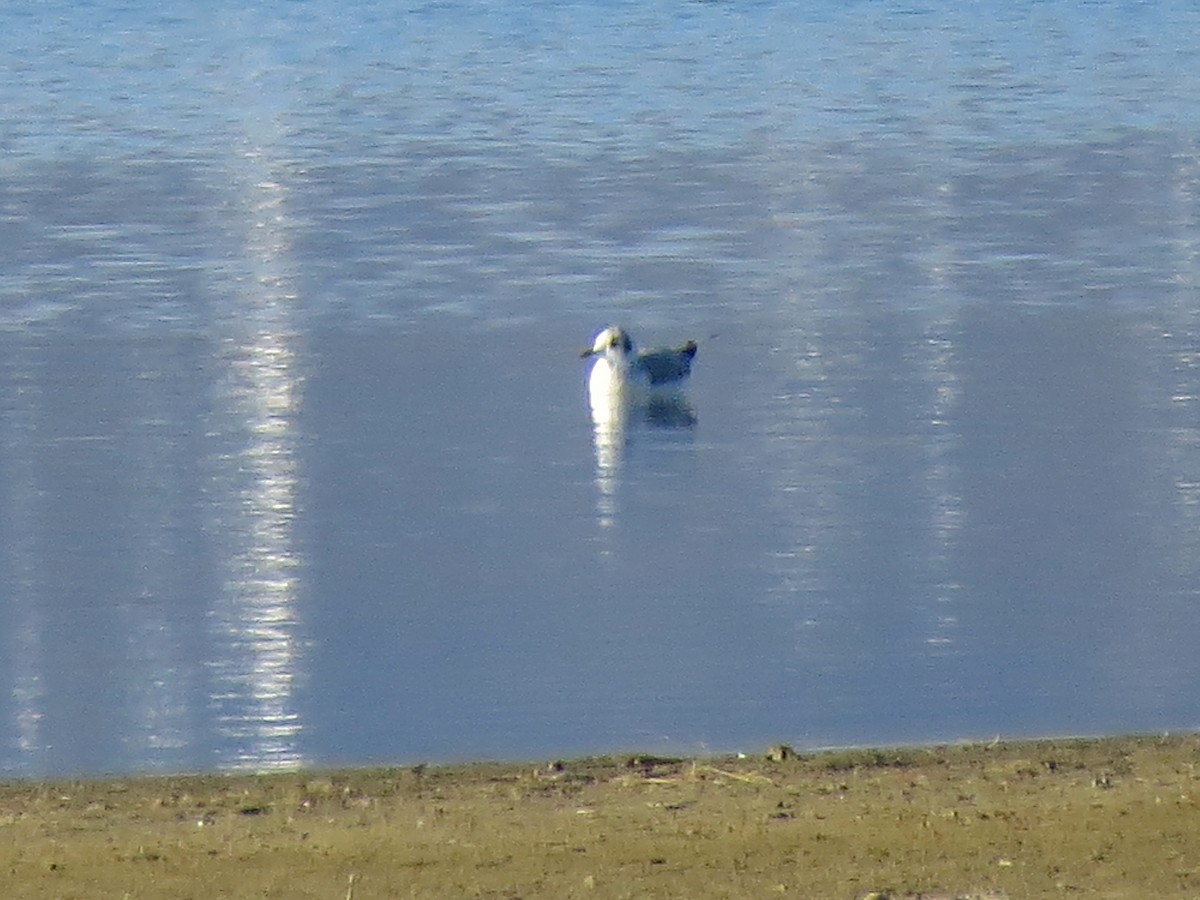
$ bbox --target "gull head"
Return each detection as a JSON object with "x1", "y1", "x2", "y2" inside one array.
[{"x1": 581, "y1": 325, "x2": 635, "y2": 365}]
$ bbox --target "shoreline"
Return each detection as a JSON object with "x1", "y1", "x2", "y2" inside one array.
[{"x1": 3, "y1": 733, "x2": 1197, "y2": 898}]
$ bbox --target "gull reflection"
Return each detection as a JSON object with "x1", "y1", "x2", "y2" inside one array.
[{"x1": 582, "y1": 326, "x2": 698, "y2": 528}]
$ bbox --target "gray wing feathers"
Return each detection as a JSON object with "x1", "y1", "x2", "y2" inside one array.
[{"x1": 635, "y1": 341, "x2": 698, "y2": 385}]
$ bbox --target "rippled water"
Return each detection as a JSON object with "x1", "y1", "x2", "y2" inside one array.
[{"x1": 2, "y1": 1, "x2": 1200, "y2": 775}]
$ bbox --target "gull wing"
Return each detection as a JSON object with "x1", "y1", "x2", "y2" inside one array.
[{"x1": 635, "y1": 341, "x2": 697, "y2": 385}]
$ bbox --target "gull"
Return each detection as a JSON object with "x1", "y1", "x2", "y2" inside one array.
[
  {"x1": 580, "y1": 326, "x2": 698, "y2": 401},
  {"x1": 581, "y1": 326, "x2": 698, "y2": 524}
]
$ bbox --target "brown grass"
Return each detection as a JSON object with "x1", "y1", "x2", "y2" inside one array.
[{"x1": 1, "y1": 734, "x2": 1198, "y2": 898}]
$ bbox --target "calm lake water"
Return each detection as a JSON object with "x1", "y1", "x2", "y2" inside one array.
[{"x1": 3, "y1": 1, "x2": 1200, "y2": 776}]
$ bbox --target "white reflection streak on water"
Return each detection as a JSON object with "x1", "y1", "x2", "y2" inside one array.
[
  {"x1": 918, "y1": 182, "x2": 965, "y2": 655},
  {"x1": 921, "y1": 326, "x2": 964, "y2": 654},
  {"x1": 206, "y1": 144, "x2": 305, "y2": 772},
  {"x1": 1167, "y1": 148, "x2": 1200, "y2": 573},
  {"x1": 1, "y1": 363, "x2": 45, "y2": 761}
]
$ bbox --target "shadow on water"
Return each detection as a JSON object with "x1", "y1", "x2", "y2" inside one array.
[{"x1": 644, "y1": 395, "x2": 699, "y2": 430}]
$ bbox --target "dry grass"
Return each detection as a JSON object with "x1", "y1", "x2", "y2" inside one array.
[{"x1": 1, "y1": 734, "x2": 1199, "y2": 898}]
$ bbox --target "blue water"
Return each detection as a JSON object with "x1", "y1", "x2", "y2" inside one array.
[{"x1": 2, "y1": 1, "x2": 1200, "y2": 776}]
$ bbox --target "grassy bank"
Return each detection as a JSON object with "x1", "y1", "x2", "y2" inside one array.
[{"x1": 2, "y1": 734, "x2": 1198, "y2": 898}]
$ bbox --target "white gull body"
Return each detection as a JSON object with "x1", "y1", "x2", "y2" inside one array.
[{"x1": 581, "y1": 325, "x2": 698, "y2": 404}]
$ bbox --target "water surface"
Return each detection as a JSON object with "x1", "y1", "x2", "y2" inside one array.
[{"x1": 2, "y1": 0, "x2": 1200, "y2": 775}]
